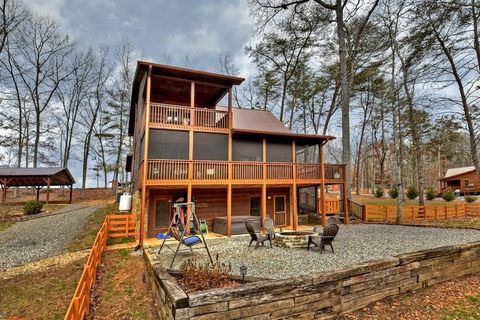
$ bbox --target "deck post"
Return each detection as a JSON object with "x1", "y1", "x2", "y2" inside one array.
[
  {"x1": 292, "y1": 140, "x2": 298, "y2": 230},
  {"x1": 227, "y1": 184, "x2": 232, "y2": 237},
  {"x1": 69, "y1": 184, "x2": 73, "y2": 204},
  {"x1": 319, "y1": 143, "x2": 326, "y2": 226},
  {"x1": 36, "y1": 186, "x2": 40, "y2": 201},
  {"x1": 45, "y1": 177, "x2": 51, "y2": 204},
  {"x1": 261, "y1": 138, "x2": 267, "y2": 227},
  {"x1": 342, "y1": 175, "x2": 349, "y2": 224},
  {"x1": 227, "y1": 88, "x2": 233, "y2": 237},
  {"x1": 186, "y1": 81, "x2": 195, "y2": 235},
  {"x1": 139, "y1": 65, "x2": 152, "y2": 246}
]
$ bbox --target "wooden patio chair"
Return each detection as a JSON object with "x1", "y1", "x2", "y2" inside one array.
[
  {"x1": 245, "y1": 222, "x2": 272, "y2": 249},
  {"x1": 313, "y1": 216, "x2": 340, "y2": 235},
  {"x1": 263, "y1": 217, "x2": 276, "y2": 240},
  {"x1": 307, "y1": 224, "x2": 339, "y2": 254}
]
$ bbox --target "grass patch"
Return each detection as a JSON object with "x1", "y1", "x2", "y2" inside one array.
[
  {"x1": 0, "y1": 220, "x2": 14, "y2": 232},
  {"x1": 0, "y1": 257, "x2": 86, "y2": 320},
  {"x1": 107, "y1": 236, "x2": 136, "y2": 246},
  {"x1": 0, "y1": 204, "x2": 66, "y2": 216},
  {"x1": 66, "y1": 203, "x2": 119, "y2": 252},
  {"x1": 413, "y1": 216, "x2": 480, "y2": 229},
  {"x1": 443, "y1": 292, "x2": 480, "y2": 319}
]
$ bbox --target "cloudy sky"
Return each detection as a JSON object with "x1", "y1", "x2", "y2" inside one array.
[{"x1": 26, "y1": 0, "x2": 255, "y2": 75}]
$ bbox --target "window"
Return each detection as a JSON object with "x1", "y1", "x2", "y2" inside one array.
[
  {"x1": 148, "y1": 129, "x2": 189, "y2": 160},
  {"x1": 266, "y1": 141, "x2": 293, "y2": 162},
  {"x1": 465, "y1": 179, "x2": 471, "y2": 186},
  {"x1": 233, "y1": 137, "x2": 262, "y2": 161},
  {"x1": 194, "y1": 132, "x2": 228, "y2": 160},
  {"x1": 250, "y1": 197, "x2": 261, "y2": 216}
]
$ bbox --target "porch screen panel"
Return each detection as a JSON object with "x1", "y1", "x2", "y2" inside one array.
[
  {"x1": 193, "y1": 132, "x2": 228, "y2": 160},
  {"x1": 295, "y1": 144, "x2": 319, "y2": 163},
  {"x1": 148, "y1": 129, "x2": 189, "y2": 159},
  {"x1": 233, "y1": 137, "x2": 262, "y2": 161},
  {"x1": 136, "y1": 134, "x2": 145, "y2": 168},
  {"x1": 266, "y1": 141, "x2": 293, "y2": 162}
]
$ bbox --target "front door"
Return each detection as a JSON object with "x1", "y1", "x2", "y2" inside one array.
[
  {"x1": 149, "y1": 198, "x2": 172, "y2": 237},
  {"x1": 274, "y1": 195, "x2": 287, "y2": 226}
]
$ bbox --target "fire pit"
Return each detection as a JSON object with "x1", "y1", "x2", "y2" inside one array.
[{"x1": 274, "y1": 231, "x2": 314, "y2": 248}]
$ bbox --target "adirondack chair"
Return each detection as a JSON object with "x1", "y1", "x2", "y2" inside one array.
[
  {"x1": 245, "y1": 222, "x2": 272, "y2": 249},
  {"x1": 307, "y1": 224, "x2": 339, "y2": 253}
]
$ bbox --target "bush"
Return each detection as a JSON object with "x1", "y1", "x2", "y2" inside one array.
[
  {"x1": 406, "y1": 186, "x2": 419, "y2": 200},
  {"x1": 374, "y1": 186, "x2": 384, "y2": 198},
  {"x1": 388, "y1": 186, "x2": 399, "y2": 199},
  {"x1": 23, "y1": 200, "x2": 43, "y2": 215},
  {"x1": 442, "y1": 191, "x2": 456, "y2": 202},
  {"x1": 425, "y1": 187, "x2": 437, "y2": 201},
  {"x1": 465, "y1": 195, "x2": 477, "y2": 203}
]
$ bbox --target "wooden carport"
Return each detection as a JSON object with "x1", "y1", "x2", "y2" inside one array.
[{"x1": 0, "y1": 167, "x2": 76, "y2": 204}]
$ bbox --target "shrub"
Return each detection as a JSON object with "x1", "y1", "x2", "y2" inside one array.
[
  {"x1": 465, "y1": 195, "x2": 477, "y2": 203},
  {"x1": 177, "y1": 255, "x2": 237, "y2": 292},
  {"x1": 442, "y1": 191, "x2": 456, "y2": 202},
  {"x1": 374, "y1": 186, "x2": 384, "y2": 198},
  {"x1": 23, "y1": 200, "x2": 43, "y2": 215},
  {"x1": 388, "y1": 186, "x2": 399, "y2": 199},
  {"x1": 425, "y1": 187, "x2": 437, "y2": 201},
  {"x1": 406, "y1": 186, "x2": 419, "y2": 200}
]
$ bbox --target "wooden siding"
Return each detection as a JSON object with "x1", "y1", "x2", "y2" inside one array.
[
  {"x1": 147, "y1": 187, "x2": 290, "y2": 238},
  {"x1": 440, "y1": 170, "x2": 480, "y2": 194}
]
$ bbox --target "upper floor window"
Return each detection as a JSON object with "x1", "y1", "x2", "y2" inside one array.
[
  {"x1": 233, "y1": 137, "x2": 262, "y2": 161},
  {"x1": 194, "y1": 132, "x2": 228, "y2": 160},
  {"x1": 148, "y1": 129, "x2": 189, "y2": 160},
  {"x1": 266, "y1": 141, "x2": 292, "y2": 163}
]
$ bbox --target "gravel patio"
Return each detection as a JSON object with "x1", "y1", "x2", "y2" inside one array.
[{"x1": 147, "y1": 224, "x2": 480, "y2": 279}]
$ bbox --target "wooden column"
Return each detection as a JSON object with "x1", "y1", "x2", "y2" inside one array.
[
  {"x1": 69, "y1": 184, "x2": 73, "y2": 204},
  {"x1": 261, "y1": 138, "x2": 267, "y2": 227},
  {"x1": 36, "y1": 186, "x2": 40, "y2": 201},
  {"x1": 139, "y1": 65, "x2": 152, "y2": 246},
  {"x1": 319, "y1": 143, "x2": 326, "y2": 226},
  {"x1": 342, "y1": 164, "x2": 349, "y2": 224},
  {"x1": 187, "y1": 81, "x2": 195, "y2": 235},
  {"x1": 227, "y1": 88, "x2": 233, "y2": 237},
  {"x1": 45, "y1": 177, "x2": 51, "y2": 204},
  {"x1": 292, "y1": 140, "x2": 298, "y2": 230},
  {"x1": 1, "y1": 178, "x2": 11, "y2": 203}
]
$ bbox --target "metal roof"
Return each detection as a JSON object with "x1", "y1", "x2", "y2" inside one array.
[
  {"x1": 0, "y1": 167, "x2": 75, "y2": 186},
  {"x1": 440, "y1": 166, "x2": 476, "y2": 180}
]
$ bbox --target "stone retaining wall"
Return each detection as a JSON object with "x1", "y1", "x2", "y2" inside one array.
[{"x1": 144, "y1": 241, "x2": 480, "y2": 319}]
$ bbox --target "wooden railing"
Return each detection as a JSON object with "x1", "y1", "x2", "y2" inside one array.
[
  {"x1": 65, "y1": 214, "x2": 135, "y2": 320},
  {"x1": 324, "y1": 164, "x2": 345, "y2": 180},
  {"x1": 362, "y1": 203, "x2": 480, "y2": 223},
  {"x1": 194, "y1": 108, "x2": 229, "y2": 130},
  {"x1": 316, "y1": 198, "x2": 340, "y2": 213},
  {"x1": 146, "y1": 160, "x2": 345, "y2": 183},
  {"x1": 149, "y1": 103, "x2": 229, "y2": 132},
  {"x1": 348, "y1": 199, "x2": 364, "y2": 220},
  {"x1": 193, "y1": 160, "x2": 228, "y2": 180},
  {"x1": 267, "y1": 162, "x2": 293, "y2": 180},
  {"x1": 232, "y1": 162, "x2": 263, "y2": 180}
]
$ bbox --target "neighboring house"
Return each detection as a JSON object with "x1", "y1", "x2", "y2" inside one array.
[
  {"x1": 439, "y1": 166, "x2": 479, "y2": 194},
  {"x1": 126, "y1": 61, "x2": 348, "y2": 242}
]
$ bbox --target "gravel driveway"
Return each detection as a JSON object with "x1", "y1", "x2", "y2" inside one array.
[
  {"x1": 148, "y1": 224, "x2": 480, "y2": 279},
  {"x1": 0, "y1": 204, "x2": 103, "y2": 268}
]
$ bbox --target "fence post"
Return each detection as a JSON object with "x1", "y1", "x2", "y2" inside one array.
[
  {"x1": 434, "y1": 205, "x2": 438, "y2": 220},
  {"x1": 445, "y1": 205, "x2": 448, "y2": 219},
  {"x1": 362, "y1": 204, "x2": 367, "y2": 222},
  {"x1": 125, "y1": 215, "x2": 129, "y2": 237},
  {"x1": 455, "y1": 204, "x2": 458, "y2": 217}
]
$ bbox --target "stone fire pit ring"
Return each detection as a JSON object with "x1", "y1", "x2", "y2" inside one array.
[{"x1": 274, "y1": 231, "x2": 315, "y2": 248}]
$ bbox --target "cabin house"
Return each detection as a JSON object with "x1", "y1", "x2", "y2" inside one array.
[
  {"x1": 439, "y1": 166, "x2": 480, "y2": 194},
  {"x1": 126, "y1": 61, "x2": 348, "y2": 244}
]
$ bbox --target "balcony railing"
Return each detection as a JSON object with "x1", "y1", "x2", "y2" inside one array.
[
  {"x1": 149, "y1": 103, "x2": 229, "y2": 132},
  {"x1": 145, "y1": 160, "x2": 345, "y2": 184}
]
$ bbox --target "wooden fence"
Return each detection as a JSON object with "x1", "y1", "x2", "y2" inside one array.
[
  {"x1": 363, "y1": 203, "x2": 480, "y2": 223},
  {"x1": 64, "y1": 214, "x2": 135, "y2": 320}
]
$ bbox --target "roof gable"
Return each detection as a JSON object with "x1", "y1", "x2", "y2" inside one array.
[{"x1": 443, "y1": 166, "x2": 476, "y2": 179}]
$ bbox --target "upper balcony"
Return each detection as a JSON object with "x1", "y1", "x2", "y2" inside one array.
[
  {"x1": 144, "y1": 159, "x2": 345, "y2": 186},
  {"x1": 149, "y1": 103, "x2": 229, "y2": 133}
]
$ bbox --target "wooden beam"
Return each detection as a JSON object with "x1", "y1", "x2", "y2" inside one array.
[
  {"x1": 227, "y1": 184, "x2": 232, "y2": 237},
  {"x1": 227, "y1": 87, "x2": 233, "y2": 237},
  {"x1": 319, "y1": 143, "x2": 326, "y2": 226},
  {"x1": 343, "y1": 164, "x2": 349, "y2": 224},
  {"x1": 69, "y1": 184, "x2": 73, "y2": 204},
  {"x1": 292, "y1": 139, "x2": 298, "y2": 230},
  {"x1": 140, "y1": 64, "x2": 153, "y2": 246},
  {"x1": 187, "y1": 184, "x2": 192, "y2": 234},
  {"x1": 261, "y1": 138, "x2": 267, "y2": 227},
  {"x1": 45, "y1": 177, "x2": 51, "y2": 204}
]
